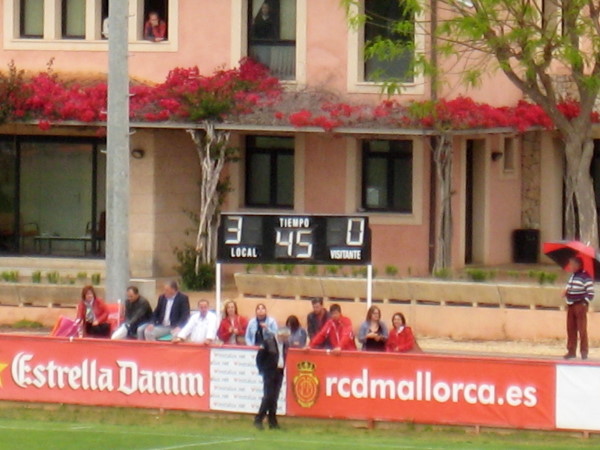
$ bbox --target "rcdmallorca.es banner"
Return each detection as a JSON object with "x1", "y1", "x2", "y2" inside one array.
[
  {"x1": 0, "y1": 335, "x2": 210, "y2": 411},
  {"x1": 286, "y1": 350, "x2": 556, "y2": 430}
]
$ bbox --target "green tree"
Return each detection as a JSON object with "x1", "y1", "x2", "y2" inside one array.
[{"x1": 343, "y1": 0, "x2": 600, "y2": 248}]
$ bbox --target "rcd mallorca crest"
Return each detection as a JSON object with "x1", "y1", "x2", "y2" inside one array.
[{"x1": 292, "y1": 361, "x2": 319, "y2": 408}]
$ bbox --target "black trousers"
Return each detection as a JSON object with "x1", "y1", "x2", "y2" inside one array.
[
  {"x1": 255, "y1": 367, "x2": 284, "y2": 425},
  {"x1": 85, "y1": 322, "x2": 111, "y2": 338}
]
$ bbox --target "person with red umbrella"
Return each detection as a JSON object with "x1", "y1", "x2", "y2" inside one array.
[{"x1": 563, "y1": 256, "x2": 594, "y2": 359}]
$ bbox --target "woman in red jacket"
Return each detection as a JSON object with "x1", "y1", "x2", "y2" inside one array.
[
  {"x1": 386, "y1": 312, "x2": 420, "y2": 353},
  {"x1": 217, "y1": 300, "x2": 248, "y2": 345},
  {"x1": 76, "y1": 285, "x2": 110, "y2": 337}
]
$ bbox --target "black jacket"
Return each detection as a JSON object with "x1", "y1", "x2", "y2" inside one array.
[
  {"x1": 151, "y1": 291, "x2": 190, "y2": 328},
  {"x1": 256, "y1": 334, "x2": 288, "y2": 375}
]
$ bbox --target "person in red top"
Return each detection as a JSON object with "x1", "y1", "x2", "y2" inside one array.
[
  {"x1": 386, "y1": 312, "x2": 420, "y2": 353},
  {"x1": 309, "y1": 304, "x2": 356, "y2": 353},
  {"x1": 144, "y1": 12, "x2": 167, "y2": 42},
  {"x1": 217, "y1": 300, "x2": 249, "y2": 345},
  {"x1": 76, "y1": 285, "x2": 110, "y2": 338}
]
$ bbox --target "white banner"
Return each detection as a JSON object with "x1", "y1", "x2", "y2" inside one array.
[
  {"x1": 209, "y1": 347, "x2": 286, "y2": 415},
  {"x1": 556, "y1": 365, "x2": 600, "y2": 431}
]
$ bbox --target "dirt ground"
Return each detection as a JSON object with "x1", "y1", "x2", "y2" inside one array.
[{"x1": 418, "y1": 336, "x2": 589, "y2": 360}]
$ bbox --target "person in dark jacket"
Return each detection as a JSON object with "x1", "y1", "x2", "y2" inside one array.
[
  {"x1": 254, "y1": 327, "x2": 290, "y2": 430},
  {"x1": 111, "y1": 286, "x2": 153, "y2": 340},
  {"x1": 138, "y1": 280, "x2": 190, "y2": 340}
]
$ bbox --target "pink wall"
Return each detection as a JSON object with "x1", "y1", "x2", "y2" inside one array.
[
  {"x1": 303, "y1": 135, "x2": 347, "y2": 213},
  {"x1": 485, "y1": 135, "x2": 522, "y2": 264}
]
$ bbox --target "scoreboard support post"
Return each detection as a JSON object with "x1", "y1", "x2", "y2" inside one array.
[
  {"x1": 367, "y1": 264, "x2": 373, "y2": 309},
  {"x1": 216, "y1": 262, "x2": 222, "y2": 321}
]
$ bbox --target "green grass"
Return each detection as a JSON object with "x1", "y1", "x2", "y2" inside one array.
[{"x1": 0, "y1": 403, "x2": 598, "y2": 449}]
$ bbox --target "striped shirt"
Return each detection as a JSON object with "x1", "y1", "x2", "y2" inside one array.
[{"x1": 565, "y1": 270, "x2": 594, "y2": 304}]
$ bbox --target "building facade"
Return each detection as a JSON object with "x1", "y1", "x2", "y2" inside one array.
[{"x1": 0, "y1": 0, "x2": 582, "y2": 279}]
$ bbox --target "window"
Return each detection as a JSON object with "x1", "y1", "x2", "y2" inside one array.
[
  {"x1": 6, "y1": 0, "x2": 178, "y2": 51},
  {"x1": 245, "y1": 136, "x2": 294, "y2": 208},
  {"x1": 20, "y1": 0, "x2": 44, "y2": 38},
  {"x1": 62, "y1": 0, "x2": 86, "y2": 39},
  {"x1": 362, "y1": 140, "x2": 412, "y2": 212},
  {"x1": 503, "y1": 137, "x2": 516, "y2": 173},
  {"x1": 143, "y1": 0, "x2": 169, "y2": 41},
  {"x1": 0, "y1": 137, "x2": 106, "y2": 256},
  {"x1": 364, "y1": 0, "x2": 415, "y2": 82},
  {"x1": 248, "y1": 0, "x2": 296, "y2": 80}
]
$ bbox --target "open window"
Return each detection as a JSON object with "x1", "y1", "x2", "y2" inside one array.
[{"x1": 247, "y1": 0, "x2": 296, "y2": 80}]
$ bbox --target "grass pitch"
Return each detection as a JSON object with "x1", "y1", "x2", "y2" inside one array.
[{"x1": 0, "y1": 404, "x2": 598, "y2": 449}]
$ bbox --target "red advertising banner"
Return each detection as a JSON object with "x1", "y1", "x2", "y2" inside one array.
[
  {"x1": 286, "y1": 350, "x2": 556, "y2": 430},
  {"x1": 0, "y1": 335, "x2": 210, "y2": 411}
]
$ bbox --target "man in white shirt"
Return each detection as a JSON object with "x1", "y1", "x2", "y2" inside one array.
[{"x1": 173, "y1": 299, "x2": 217, "y2": 345}]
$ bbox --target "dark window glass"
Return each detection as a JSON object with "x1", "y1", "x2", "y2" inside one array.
[
  {"x1": 0, "y1": 139, "x2": 17, "y2": 253},
  {"x1": 364, "y1": 0, "x2": 414, "y2": 82},
  {"x1": 62, "y1": 0, "x2": 86, "y2": 39},
  {"x1": 20, "y1": 0, "x2": 44, "y2": 38},
  {"x1": 362, "y1": 140, "x2": 412, "y2": 212},
  {"x1": 245, "y1": 136, "x2": 294, "y2": 208},
  {"x1": 248, "y1": 0, "x2": 296, "y2": 80}
]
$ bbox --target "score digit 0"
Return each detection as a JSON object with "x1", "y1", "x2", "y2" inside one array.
[{"x1": 346, "y1": 218, "x2": 365, "y2": 246}]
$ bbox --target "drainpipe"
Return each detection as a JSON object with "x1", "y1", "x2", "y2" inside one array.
[{"x1": 428, "y1": 0, "x2": 439, "y2": 273}]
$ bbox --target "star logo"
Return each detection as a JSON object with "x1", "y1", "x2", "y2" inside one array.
[{"x1": 0, "y1": 362, "x2": 8, "y2": 388}]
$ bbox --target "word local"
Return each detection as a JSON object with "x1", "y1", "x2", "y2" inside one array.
[{"x1": 229, "y1": 246, "x2": 259, "y2": 258}]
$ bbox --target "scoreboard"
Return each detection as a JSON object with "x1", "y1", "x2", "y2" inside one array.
[{"x1": 217, "y1": 214, "x2": 371, "y2": 265}]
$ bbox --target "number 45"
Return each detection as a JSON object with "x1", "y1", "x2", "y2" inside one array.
[{"x1": 276, "y1": 229, "x2": 313, "y2": 258}]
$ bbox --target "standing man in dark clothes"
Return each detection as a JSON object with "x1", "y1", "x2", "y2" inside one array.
[
  {"x1": 564, "y1": 256, "x2": 594, "y2": 359},
  {"x1": 111, "y1": 286, "x2": 153, "y2": 340},
  {"x1": 306, "y1": 297, "x2": 329, "y2": 348},
  {"x1": 254, "y1": 327, "x2": 290, "y2": 430}
]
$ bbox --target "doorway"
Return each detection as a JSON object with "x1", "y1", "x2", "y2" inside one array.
[{"x1": 465, "y1": 139, "x2": 486, "y2": 264}]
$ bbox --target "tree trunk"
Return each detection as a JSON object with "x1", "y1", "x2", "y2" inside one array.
[
  {"x1": 187, "y1": 122, "x2": 230, "y2": 270},
  {"x1": 563, "y1": 135, "x2": 598, "y2": 247},
  {"x1": 432, "y1": 133, "x2": 453, "y2": 272}
]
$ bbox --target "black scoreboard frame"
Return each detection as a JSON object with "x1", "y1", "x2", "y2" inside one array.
[{"x1": 217, "y1": 213, "x2": 372, "y2": 265}]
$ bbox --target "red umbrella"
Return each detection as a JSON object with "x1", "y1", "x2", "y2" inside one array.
[{"x1": 543, "y1": 240, "x2": 600, "y2": 280}]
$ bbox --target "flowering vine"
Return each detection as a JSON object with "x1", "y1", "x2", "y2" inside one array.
[{"x1": 0, "y1": 59, "x2": 596, "y2": 133}]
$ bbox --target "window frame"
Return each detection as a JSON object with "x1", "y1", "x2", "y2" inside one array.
[
  {"x1": 4, "y1": 0, "x2": 178, "y2": 52},
  {"x1": 230, "y1": 0, "x2": 307, "y2": 86},
  {"x1": 347, "y1": 0, "x2": 425, "y2": 94},
  {"x1": 19, "y1": 0, "x2": 44, "y2": 38},
  {"x1": 61, "y1": 0, "x2": 86, "y2": 39},
  {"x1": 244, "y1": 135, "x2": 295, "y2": 209},
  {"x1": 361, "y1": 139, "x2": 414, "y2": 213},
  {"x1": 246, "y1": 0, "x2": 297, "y2": 80}
]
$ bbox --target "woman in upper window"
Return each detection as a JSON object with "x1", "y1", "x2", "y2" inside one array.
[{"x1": 144, "y1": 11, "x2": 166, "y2": 42}]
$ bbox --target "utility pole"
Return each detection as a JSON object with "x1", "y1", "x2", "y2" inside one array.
[{"x1": 105, "y1": 0, "x2": 130, "y2": 302}]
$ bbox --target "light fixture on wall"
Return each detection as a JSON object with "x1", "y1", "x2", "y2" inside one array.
[
  {"x1": 491, "y1": 151, "x2": 503, "y2": 161},
  {"x1": 131, "y1": 148, "x2": 145, "y2": 159}
]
